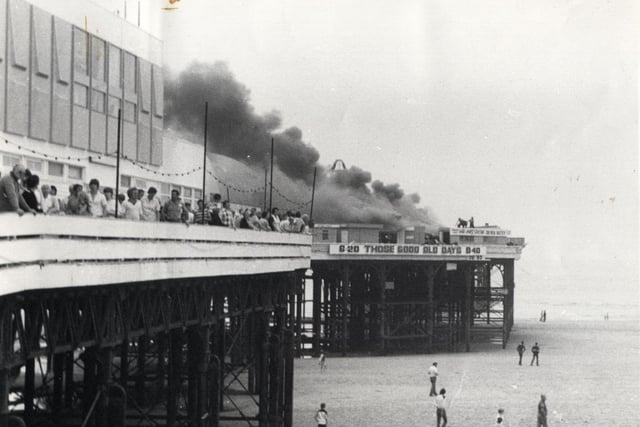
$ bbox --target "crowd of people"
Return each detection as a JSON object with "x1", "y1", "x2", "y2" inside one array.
[{"x1": 0, "y1": 163, "x2": 313, "y2": 233}]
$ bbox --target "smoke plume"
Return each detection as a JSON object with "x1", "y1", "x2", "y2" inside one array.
[
  {"x1": 164, "y1": 61, "x2": 438, "y2": 228},
  {"x1": 165, "y1": 62, "x2": 319, "y2": 183}
]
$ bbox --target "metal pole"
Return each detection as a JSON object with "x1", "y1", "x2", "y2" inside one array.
[
  {"x1": 268, "y1": 137, "x2": 274, "y2": 213},
  {"x1": 263, "y1": 147, "x2": 269, "y2": 212},
  {"x1": 226, "y1": 186, "x2": 230, "y2": 204},
  {"x1": 114, "y1": 108, "x2": 122, "y2": 218},
  {"x1": 201, "y1": 102, "x2": 208, "y2": 224},
  {"x1": 309, "y1": 167, "x2": 317, "y2": 220}
]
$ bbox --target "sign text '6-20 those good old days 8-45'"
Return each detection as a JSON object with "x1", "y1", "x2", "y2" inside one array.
[{"x1": 329, "y1": 244, "x2": 486, "y2": 260}]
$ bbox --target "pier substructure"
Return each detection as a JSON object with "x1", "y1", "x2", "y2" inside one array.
[
  {"x1": 0, "y1": 271, "x2": 306, "y2": 427},
  {"x1": 311, "y1": 260, "x2": 515, "y2": 355}
]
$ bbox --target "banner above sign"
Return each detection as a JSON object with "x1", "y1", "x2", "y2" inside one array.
[
  {"x1": 450, "y1": 228, "x2": 511, "y2": 237},
  {"x1": 329, "y1": 244, "x2": 486, "y2": 260}
]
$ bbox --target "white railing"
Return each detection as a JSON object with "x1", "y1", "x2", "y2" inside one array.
[{"x1": 0, "y1": 214, "x2": 311, "y2": 295}]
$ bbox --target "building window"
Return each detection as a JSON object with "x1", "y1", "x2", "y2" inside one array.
[
  {"x1": 108, "y1": 96, "x2": 122, "y2": 118},
  {"x1": 123, "y1": 51, "x2": 137, "y2": 93},
  {"x1": 135, "y1": 179, "x2": 147, "y2": 189},
  {"x1": 73, "y1": 28, "x2": 89, "y2": 76},
  {"x1": 120, "y1": 175, "x2": 131, "y2": 187},
  {"x1": 160, "y1": 182, "x2": 170, "y2": 195},
  {"x1": 183, "y1": 187, "x2": 192, "y2": 198},
  {"x1": 124, "y1": 101, "x2": 137, "y2": 123},
  {"x1": 193, "y1": 189, "x2": 202, "y2": 200},
  {"x1": 91, "y1": 90, "x2": 105, "y2": 113},
  {"x1": 322, "y1": 230, "x2": 329, "y2": 241},
  {"x1": 48, "y1": 162, "x2": 64, "y2": 177},
  {"x1": 26, "y1": 158, "x2": 43, "y2": 172},
  {"x1": 91, "y1": 37, "x2": 106, "y2": 82},
  {"x1": 68, "y1": 165, "x2": 83, "y2": 180},
  {"x1": 74, "y1": 83, "x2": 88, "y2": 107},
  {"x1": 108, "y1": 45, "x2": 122, "y2": 88},
  {"x1": 3, "y1": 154, "x2": 21, "y2": 167}
]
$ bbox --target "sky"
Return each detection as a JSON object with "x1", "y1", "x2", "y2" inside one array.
[{"x1": 120, "y1": 0, "x2": 638, "y2": 307}]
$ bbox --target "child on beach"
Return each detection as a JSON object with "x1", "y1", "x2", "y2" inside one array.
[
  {"x1": 315, "y1": 402, "x2": 328, "y2": 426},
  {"x1": 516, "y1": 341, "x2": 526, "y2": 365},
  {"x1": 537, "y1": 394, "x2": 548, "y2": 427},
  {"x1": 495, "y1": 408, "x2": 506, "y2": 426},
  {"x1": 435, "y1": 388, "x2": 448, "y2": 427},
  {"x1": 319, "y1": 353, "x2": 326, "y2": 373}
]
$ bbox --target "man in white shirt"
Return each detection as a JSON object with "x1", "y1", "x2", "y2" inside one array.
[
  {"x1": 88, "y1": 179, "x2": 108, "y2": 217},
  {"x1": 121, "y1": 187, "x2": 142, "y2": 221},
  {"x1": 140, "y1": 187, "x2": 162, "y2": 222},
  {"x1": 428, "y1": 362, "x2": 439, "y2": 397},
  {"x1": 435, "y1": 388, "x2": 447, "y2": 427}
]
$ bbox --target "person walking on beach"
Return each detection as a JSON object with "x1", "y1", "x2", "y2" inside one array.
[
  {"x1": 435, "y1": 388, "x2": 448, "y2": 427},
  {"x1": 319, "y1": 353, "x2": 327, "y2": 373},
  {"x1": 315, "y1": 403, "x2": 328, "y2": 427},
  {"x1": 495, "y1": 408, "x2": 506, "y2": 426},
  {"x1": 530, "y1": 342, "x2": 540, "y2": 366},
  {"x1": 517, "y1": 341, "x2": 526, "y2": 365},
  {"x1": 428, "y1": 362, "x2": 439, "y2": 396},
  {"x1": 537, "y1": 394, "x2": 548, "y2": 427}
]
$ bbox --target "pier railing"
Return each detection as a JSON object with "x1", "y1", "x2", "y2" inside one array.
[{"x1": 0, "y1": 214, "x2": 311, "y2": 296}]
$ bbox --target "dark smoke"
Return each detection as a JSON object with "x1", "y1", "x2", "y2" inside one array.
[
  {"x1": 372, "y1": 180, "x2": 404, "y2": 203},
  {"x1": 165, "y1": 62, "x2": 319, "y2": 183},
  {"x1": 164, "y1": 61, "x2": 438, "y2": 228}
]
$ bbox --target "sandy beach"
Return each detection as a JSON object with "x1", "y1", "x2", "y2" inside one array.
[{"x1": 293, "y1": 319, "x2": 640, "y2": 426}]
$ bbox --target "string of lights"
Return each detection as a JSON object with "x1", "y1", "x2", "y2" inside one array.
[{"x1": 3, "y1": 138, "x2": 312, "y2": 209}]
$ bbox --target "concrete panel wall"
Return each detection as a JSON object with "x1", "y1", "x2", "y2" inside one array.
[
  {"x1": 29, "y1": 6, "x2": 51, "y2": 140},
  {"x1": 106, "y1": 44, "x2": 122, "y2": 154},
  {"x1": 150, "y1": 64, "x2": 163, "y2": 165},
  {"x1": 1, "y1": 0, "x2": 162, "y2": 163},
  {"x1": 5, "y1": 0, "x2": 30, "y2": 135},
  {"x1": 89, "y1": 35, "x2": 106, "y2": 153},
  {"x1": 0, "y1": 0, "x2": 7, "y2": 131},
  {"x1": 137, "y1": 59, "x2": 151, "y2": 163},
  {"x1": 51, "y1": 16, "x2": 71, "y2": 145},
  {"x1": 71, "y1": 27, "x2": 89, "y2": 149}
]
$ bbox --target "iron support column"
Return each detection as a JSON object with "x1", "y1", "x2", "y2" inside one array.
[
  {"x1": 197, "y1": 326, "x2": 211, "y2": 427},
  {"x1": 283, "y1": 330, "x2": 294, "y2": 427},
  {"x1": 83, "y1": 347, "x2": 97, "y2": 427},
  {"x1": 341, "y1": 265, "x2": 350, "y2": 356},
  {"x1": 464, "y1": 266, "x2": 473, "y2": 352},
  {"x1": 427, "y1": 265, "x2": 435, "y2": 352},
  {"x1": 167, "y1": 330, "x2": 182, "y2": 427},
  {"x1": 0, "y1": 369, "x2": 9, "y2": 427},
  {"x1": 24, "y1": 358, "x2": 34, "y2": 424},
  {"x1": 96, "y1": 347, "x2": 113, "y2": 427},
  {"x1": 64, "y1": 351, "x2": 75, "y2": 408},
  {"x1": 135, "y1": 336, "x2": 148, "y2": 405},
  {"x1": 312, "y1": 275, "x2": 322, "y2": 357},
  {"x1": 53, "y1": 353, "x2": 65, "y2": 414}
]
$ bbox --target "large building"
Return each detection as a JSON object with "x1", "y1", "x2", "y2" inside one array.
[{"x1": 0, "y1": 0, "x2": 225, "y2": 206}]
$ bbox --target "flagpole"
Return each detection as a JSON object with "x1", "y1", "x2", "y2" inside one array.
[
  {"x1": 268, "y1": 137, "x2": 274, "y2": 213},
  {"x1": 201, "y1": 102, "x2": 208, "y2": 224},
  {"x1": 309, "y1": 167, "x2": 317, "y2": 221},
  {"x1": 263, "y1": 146, "x2": 268, "y2": 212},
  {"x1": 114, "y1": 108, "x2": 122, "y2": 218}
]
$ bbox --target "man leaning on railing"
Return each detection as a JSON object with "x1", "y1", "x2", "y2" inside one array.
[{"x1": 0, "y1": 164, "x2": 36, "y2": 216}]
